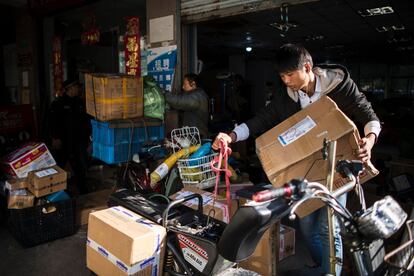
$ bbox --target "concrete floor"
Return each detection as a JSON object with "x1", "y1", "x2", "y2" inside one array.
[
  {"x1": 0, "y1": 164, "x2": 324, "y2": 276},
  {"x1": 0, "y1": 216, "x2": 322, "y2": 276}
]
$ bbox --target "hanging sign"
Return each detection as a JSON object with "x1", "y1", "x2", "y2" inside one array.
[{"x1": 124, "y1": 17, "x2": 141, "y2": 77}]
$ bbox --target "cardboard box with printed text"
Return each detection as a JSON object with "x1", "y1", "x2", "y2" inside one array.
[
  {"x1": 256, "y1": 96, "x2": 378, "y2": 217},
  {"x1": 2, "y1": 142, "x2": 56, "y2": 178},
  {"x1": 27, "y1": 165, "x2": 67, "y2": 197}
]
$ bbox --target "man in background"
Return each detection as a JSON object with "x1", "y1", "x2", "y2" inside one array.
[{"x1": 49, "y1": 80, "x2": 90, "y2": 194}]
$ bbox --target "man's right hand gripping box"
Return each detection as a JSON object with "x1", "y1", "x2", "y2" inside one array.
[{"x1": 255, "y1": 96, "x2": 378, "y2": 217}]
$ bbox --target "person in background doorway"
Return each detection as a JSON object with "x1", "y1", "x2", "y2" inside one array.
[
  {"x1": 165, "y1": 73, "x2": 209, "y2": 138},
  {"x1": 212, "y1": 43, "x2": 380, "y2": 275},
  {"x1": 49, "y1": 79, "x2": 90, "y2": 194}
]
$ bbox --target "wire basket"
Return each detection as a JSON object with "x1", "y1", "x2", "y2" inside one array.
[
  {"x1": 171, "y1": 126, "x2": 201, "y2": 153},
  {"x1": 177, "y1": 152, "x2": 218, "y2": 189},
  {"x1": 171, "y1": 126, "x2": 217, "y2": 189},
  {"x1": 384, "y1": 220, "x2": 414, "y2": 275}
]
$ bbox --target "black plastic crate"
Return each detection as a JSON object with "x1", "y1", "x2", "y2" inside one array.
[{"x1": 8, "y1": 198, "x2": 76, "y2": 247}]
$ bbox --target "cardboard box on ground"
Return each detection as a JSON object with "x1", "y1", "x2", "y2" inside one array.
[
  {"x1": 170, "y1": 186, "x2": 236, "y2": 223},
  {"x1": 256, "y1": 96, "x2": 379, "y2": 217},
  {"x1": 240, "y1": 224, "x2": 295, "y2": 275},
  {"x1": 76, "y1": 188, "x2": 113, "y2": 225},
  {"x1": 87, "y1": 206, "x2": 166, "y2": 276},
  {"x1": 85, "y1": 74, "x2": 144, "y2": 121}
]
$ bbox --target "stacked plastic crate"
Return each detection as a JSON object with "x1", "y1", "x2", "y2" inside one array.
[{"x1": 85, "y1": 74, "x2": 164, "y2": 164}]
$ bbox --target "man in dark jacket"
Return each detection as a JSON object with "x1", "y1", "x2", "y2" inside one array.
[
  {"x1": 213, "y1": 44, "x2": 380, "y2": 275},
  {"x1": 165, "y1": 73, "x2": 209, "y2": 138},
  {"x1": 49, "y1": 80, "x2": 90, "y2": 194}
]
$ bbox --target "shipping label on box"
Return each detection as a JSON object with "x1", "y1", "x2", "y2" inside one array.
[
  {"x1": 7, "y1": 188, "x2": 35, "y2": 209},
  {"x1": 170, "y1": 186, "x2": 231, "y2": 223},
  {"x1": 87, "y1": 206, "x2": 166, "y2": 276},
  {"x1": 256, "y1": 96, "x2": 379, "y2": 217},
  {"x1": 85, "y1": 74, "x2": 143, "y2": 121},
  {"x1": 28, "y1": 165, "x2": 67, "y2": 197},
  {"x1": 2, "y1": 142, "x2": 56, "y2": 178}
]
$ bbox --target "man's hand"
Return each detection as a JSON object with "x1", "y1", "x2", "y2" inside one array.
[
  {"x1": 356, "y1": 133, "x2": 376, "y2": 163},
  {"x1": 212, "y1": 132, "x2": 236, "y2": 150}
]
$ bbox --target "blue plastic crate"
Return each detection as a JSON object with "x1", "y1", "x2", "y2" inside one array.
[
  {"x1": 92, "y1": 141, "x2": 142, "y2": 164},
  {"x1": 91, "y1": 119, "x2": 165, "y2": 145}
]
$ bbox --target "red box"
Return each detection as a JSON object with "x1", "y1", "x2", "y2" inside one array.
[{"x1": 2, "y1": 142, "x2": 56, "y2": 178}]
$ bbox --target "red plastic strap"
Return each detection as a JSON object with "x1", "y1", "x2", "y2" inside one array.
[{"x1": 210, "y1": 138, "x2": 232, "y2": 220}]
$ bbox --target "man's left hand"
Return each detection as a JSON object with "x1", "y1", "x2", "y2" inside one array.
[{"x1": 356, "y1": 133, "x2": 376, "y2": 163}]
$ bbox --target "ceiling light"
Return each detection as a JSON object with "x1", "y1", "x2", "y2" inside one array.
[
  {"x1": 245, "y1": 46, "x2": 252, "y2": 52},
  {"x1": 246, "y1": 36, "x2": 252, "y2": 41},
  {"x1": 376, "y1": 25, "x2": 405, "y2": 32},
  {"x1": 358, "y1": 6, "x2": 394, "y2": 17}
]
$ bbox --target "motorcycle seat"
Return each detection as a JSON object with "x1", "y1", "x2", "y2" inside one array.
[{"x1": 217, "y1": 198, "x2": 289, "y2": 262}]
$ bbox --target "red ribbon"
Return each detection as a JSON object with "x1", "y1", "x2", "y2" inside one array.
[{"x1": 210, "y1": 138, "x2": 233, "y2": 221}]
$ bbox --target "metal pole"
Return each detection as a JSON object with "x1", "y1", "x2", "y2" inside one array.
[{"x1": 326, "y1": 140, "x2": 337, "y2": 275}]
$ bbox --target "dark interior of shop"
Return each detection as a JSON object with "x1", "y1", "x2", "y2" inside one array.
[{"x1": 1, "y1": 0, "x2": 414, "y2": 275}]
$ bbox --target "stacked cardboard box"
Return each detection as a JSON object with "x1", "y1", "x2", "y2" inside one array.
[{"x1": 85, "y1": 74, "x2": 144, "y2": 121}]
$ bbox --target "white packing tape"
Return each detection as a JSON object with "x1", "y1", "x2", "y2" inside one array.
[{"x1": 87, "y1": 238, "x2": 158, "y2": 275}]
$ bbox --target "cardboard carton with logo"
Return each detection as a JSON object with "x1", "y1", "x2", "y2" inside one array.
[
  {"x1": 255, "y1": 96, "x2": 378, "y2": 217},
  {"x1": 87, "y1": 206, "x2": 166, "y2": 276},
  {"x1": 2, "y1": 142, "x2": 56, "y2": 178},
  {"x1": 170, "y1": 186, "x2": 233, "y2": 223},
  {"x1": 27, "y1": 165, "x2": 67, "y2": 197}
]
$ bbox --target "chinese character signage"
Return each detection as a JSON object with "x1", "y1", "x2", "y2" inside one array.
[
  {"x1": 147, "y1": 45, "x2": 177, "y2": 92},
  {"x1": 124, "y1": 17, "x2": 140, "y2": 77},
  {"x1": 52, "y1": 36, "x2": 63, "y2": 97}
]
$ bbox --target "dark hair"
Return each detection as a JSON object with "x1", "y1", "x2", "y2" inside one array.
[
  {"x1": 274, "y1": 43, "x2": 313, "y2": 73},
  {"x1": 184, "y1": 73, "x2": 200, "y2": 88}
]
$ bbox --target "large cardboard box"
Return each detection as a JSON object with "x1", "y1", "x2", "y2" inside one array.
[
  {"x1": 85, "y1": 74, "x2": 143, "y2": 121},
  {"x1": 27, "y1": 165, "x2": 67, "y2": 197},
  {"x1": 76, "y1": 188, "x2": 113, "y2": 225},
  {"x1": 87, "y1": 206, "x2": 166, "y2": 276},
  {"x1": 2, "y1": 142, "x2": 56, "y2": 178},
  {"x1": 240, "y1": 224, "x2": 295, "y2": 275},
  {"x1": 170, "y1": 186, "x2": 232, "y2": 223},
  {"x1": 256, "y1": 96, "x2": 378, "y2": 217}
]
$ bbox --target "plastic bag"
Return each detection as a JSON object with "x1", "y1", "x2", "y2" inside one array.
[{"x1": 143, "y1": 76, "x2": 165, "y2": 120}]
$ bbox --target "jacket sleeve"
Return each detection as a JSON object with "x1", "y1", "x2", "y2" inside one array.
[
  {"x1": 335, "y1": 78, "x2": 379, "y2": 126},
  {"x1": 245, "y1": 91, "x2": 283, "y2": 137},
  {"x1": 165, "y1": 91, "x2": 201, "y2": 111}
]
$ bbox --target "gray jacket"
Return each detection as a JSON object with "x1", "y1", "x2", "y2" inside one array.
[{"x1": 165, "y1": 87, "x2": 209, "y2": 137}]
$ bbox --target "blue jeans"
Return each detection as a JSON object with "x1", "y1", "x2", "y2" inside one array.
[{"x1": 299, "y1": 194, "x2": 347, "y2": 276}]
